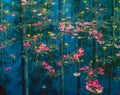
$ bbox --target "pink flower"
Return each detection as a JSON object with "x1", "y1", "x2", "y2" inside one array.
[
  {"x1": 0, "y1": 24, "x2": 6, "y2": 31},
  {"x1": 24, "y1": 42, "x2": 30, "y2": 47},
  {"x1": 56, "y1": 62, "x2": 62, "y2": 66},
  {"x1": 92, "y1": 30, "x2": 98, "y2": 35},
  {"x1": 85, "y1": 7, "x2": 89, "y2": 10},
  {"x1": 11, "y1": 13, "x2": 16, "y2": 16},
  {"x1": 59, "y1": 23, "x2": 65, "y2": 31},
  {"x1": 75, "y1": 22, "x2": 83, "y2": 26},
  {"x1": 63, "y1": 55, "x2": 69, "y2": 59},
  {"x1": 115, "y1": 44, "x2": 120, "y2": 48},
  {"x1": 98, "y1": 33, "x2": 103, "y2": 39},
  {"x1": 73, "y1": 54, "x2": 79, "y2": 60},
  {"x1": 45, "y1": 65, "x2": 52, "y2": 70},
  {"x1": 99, "y1": 71, "x2": 104, "y2": 75},
  {"x1": 0, "y1": 46, "x2": 5, "y2": 49},
  {"x1": 65, "y1": 30, "x2": 73, "y2": 34},
  {"x1": 80, "y1": 29, "x2": 85, "y2": 32},
  {"x1": 36, "y1": 49, "x2": 41, "y2": 53},
  {"x1": 33, "y1": 22, "x2": 42, "y2": 26},
  {"x1": 89, "y1": 22, "x2": 94, "y2": 26},
  {"x1": 79, "y1": 66, "x2": 89, "y2": 70},
  {"x1": 5, "y1": 67, "x2": 12, "y2": 71},
  {"x1": 74, "y1": 27, "x2": 80, "y2": 32},
  {"x1": 116, "y1": 52, "x2": 120, "y2": 57},
  {"x1": 66, "y1": 24, "x2": 74, "y2": 29},
  {"x1": 33, "y1": 35, "x2": 38, "y2": 41},
  {"x1": 39, "y1": 43, "x2": 49, "y2": 51},
  {"x1": 41, "y1": 61, "x2": 48, "y2": 67},
  {"x1": 88, "y1": 31, "x2": 93, "y2": 35},
  {"x1": 98, "y1": 67, "x2": 104, "y2": 75},
  {"x1": 78, "y1": 48, "x2": 84, "y2": 57},
  {"x1": 79, "y1": 48, "x2": 84, "y2": 53},
  {"x1": 98, "y1": 67, "x2": 104, "y2": 72},
  {"x1": 97, "y1": 40, "x2": 105, "y2": 44},
  {"x1": 49, "y1": 69, "x2": 55, "y2": 74},
  {"x1": 86, "y1": 80, "x2": 103, "y2": 94},
  {"x1": 11, "y1": 38, "x2": 16, "y2": 41},
  {"x1": 88, "y1": 70, "x2": 94, "y2": 75}
]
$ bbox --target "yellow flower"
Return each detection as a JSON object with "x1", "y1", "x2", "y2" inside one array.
[
  {"x1": 48, "y1": 32, "x2": 52, "y2": 35},
  {"x1": 38, "y1": 33, "x2": 42, "y2": 37},
  {"x1": 27, "y1": 34, "x2": 31, "y2": 37},
  {"x1": 112, "y1": 25, "x2": 117, "y2": 29},
  {"x1": 96, "y1": 59, "x2": 99, "y2": 62},
  {"x1": 80, "y1": 11, "x2": 84, "y2": 14},
  {"x1": 65, "y1": 43, "x2": 69, "y2": 46},
  {"x1": 103, "y1": 46, "x2": 107, "y2": 51},
  {"x1": 42, "y1": 8, "x2": 47, "y2": 14},
  {"x1": 114, "y1": 7, "x2": 119, "y2": 11},
  {"x1": 4, "y1": 20, "x2": 7, "y2": 23},
  {"x1": 5, "y1": 10, "x2": 10, "y2": 14},
  {"x1": 7, "y1": 23, "x2": 10, "y2": 26},
  {"x1": 90, "y1": 60, "x2": 93, "y2": 64},
  {"x1": 3, "y1": 26, "x2": 7, "y2": 30},
  {"x1": 34, "y1": 46, "x2": 37, "y2": 49},
  {"x1": 28, "y1": 24, "x2": 31, "y2": 27},
  {"x1": 33, "y1": 1, "x2": 37, "y2": 5}
]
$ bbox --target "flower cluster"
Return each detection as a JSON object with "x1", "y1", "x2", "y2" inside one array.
[
  {"x1": 79, "y1": 66, "x2": 104, "y2": 93},
  {"x1": 88, "y1": 30, "x2": 105, "y2": 44},
  {"x1": 73, "y1": 48, "x2": 84, "y2": 60},
  {"x1": 114, "y1": 44, "x2": 120, "y2": 57},
  {"x1": 41, "y1": 61, "x2": 55, "y2": 74},
  {"x1": 74, "y1": 22, "x2": 94, "y2": 33},
  {"x1": 86, "y1": 80, "x2": 103, "y2": 94},
  {"x1": 79, "y1": 66, "x2": 104, "y2": 75},
  {"x1": 0, "y1": 24, "x2": 6, "y2": 31},
  {"x1": 36, "y1": 43, "x2": 50, "y2": 53},
  {"x1": 59, "y1": 22, "x2": 74, "y2": 34}
]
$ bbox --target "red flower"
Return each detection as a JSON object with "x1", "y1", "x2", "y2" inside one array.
[
  {"x1": 49, "y1": 69, "x2": 55, "y2": 74},
  {"x1": 73, "y1": 54, "x2": 79, "y2": 60},
  {"x1": 24, "y1": 42, "x2": 30, "y2": 47},
  {"x1": 79, "y1": 66, "x2": 89, "y2": 70},
  {"x1": 41, "y1": 61, "x2": 48, "y2": 67},
  {"x1": 88, "y1": 70, "x2": 94, "y2": 75},
  {"x1": 56, "y1": 62, "x2": 62, "y2": 66},
  {"x1": 63, "y1": 55, "x2": 69, "y2": 58}
]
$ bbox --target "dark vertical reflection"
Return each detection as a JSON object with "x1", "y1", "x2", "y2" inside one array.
[
  {"x1": 19, "y1": 0, "x2": 25, "y2": 95},
  {"x1": 108, "y1": 0, "x2": 115, "y2": 95},
  {"x1": 0, "y1": 1, "x2": 6, "y2": 95},
  {"x1": 92, "y1": 0, "x2": 97, "y2": 69},
  {"x1": 58, "y1": 0, "x2": 64, "y2": 95}
]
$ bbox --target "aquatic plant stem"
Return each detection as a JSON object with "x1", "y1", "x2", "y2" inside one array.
[
  {"x1": 77, "y1": 33, "x2": 81, "y2": 95},
  {"x1": 60, "y1": 32, "x2": 64, "y2": 95},
  {"x1": 58, "y1": 0, "x2": 64, "y2": 95},
  {"x1": 24, "y1": 55, "x2": 29, "y2": 95},
  {"x1": 92, "y1": 38, "x2": 97, "y2": 69},
  {"x1": 19, "y1": 1, "x2": 29, "y2": 95}
]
